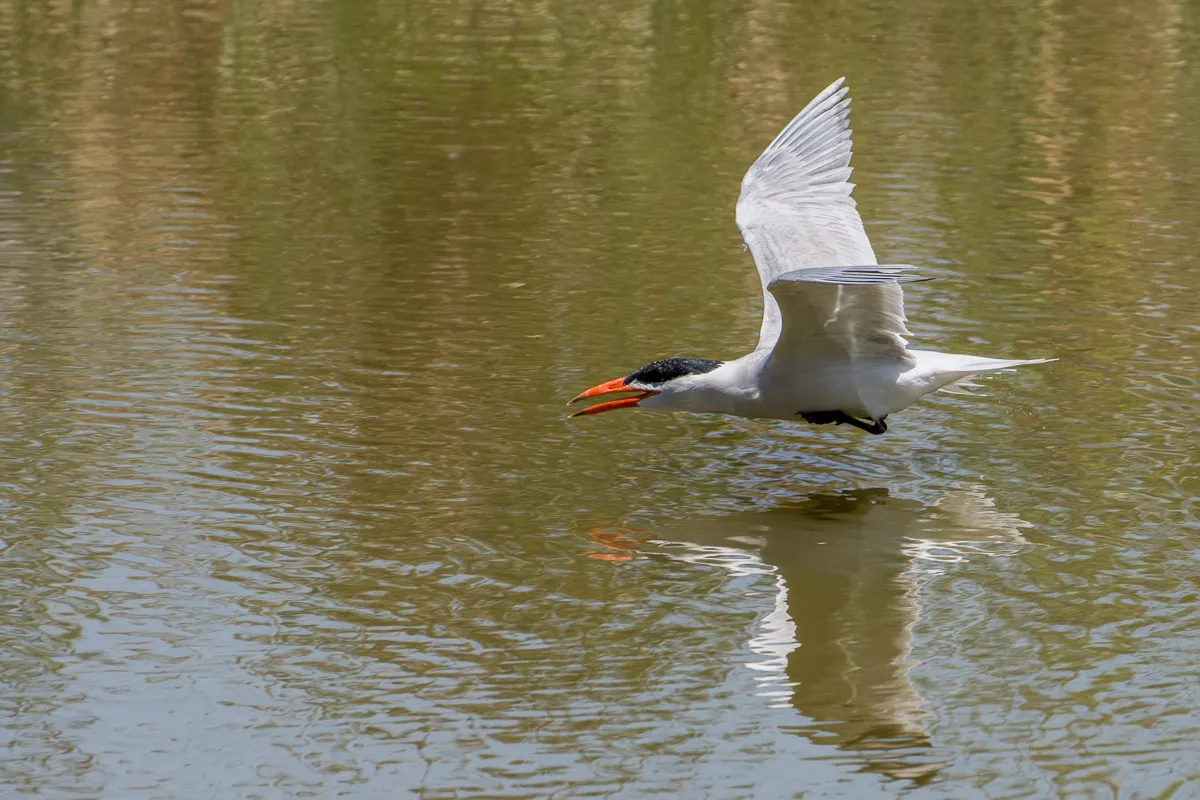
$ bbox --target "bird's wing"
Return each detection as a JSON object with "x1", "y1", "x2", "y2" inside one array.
[
  {"x1": 766, "y1": 266, "x2": 926, "y2": 420},
  {"x1": 737, "y1": 78, "x2": 908, "y2": 362},
  {"x1": 766, "y1": 266, "x2": 925, "y2": 365}
]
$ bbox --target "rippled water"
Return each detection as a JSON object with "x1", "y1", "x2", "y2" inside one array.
[{"x1": 1, "y1": 0, "x2": 1197, "y2": 797}]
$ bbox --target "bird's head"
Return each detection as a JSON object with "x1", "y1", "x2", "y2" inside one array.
[{"x1": 567, "y1": 357, "x2": 726, "y2": 417}]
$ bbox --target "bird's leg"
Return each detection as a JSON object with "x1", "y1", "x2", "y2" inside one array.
[
  {"x1": 799, "y1": 410, "x2": 888, "y2": 435},
  {"x1": 859, "y1": 415, "x2": 888, "y2": 435}
]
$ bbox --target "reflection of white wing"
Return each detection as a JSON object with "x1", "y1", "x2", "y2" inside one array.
[
  {"x1": 905, "y1": 485, "x2": 1032, "y2": 567},
  {"x1": 649, "y1": 488, "x2": 1031, "y2": 781},
  {"x1": 743, "y1": 572, "x2": 798, "y2": 709},
  {"x1": 652, "y1": 539, "x2": 798, "y2": 706}
]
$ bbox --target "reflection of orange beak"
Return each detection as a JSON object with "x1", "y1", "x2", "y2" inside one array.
[
  {"x1": 587, "y1": 526, "x2": 644, "y2": 562},
  {"x1": 567, "y1": 377, "x2": 659, "y2": 418}
]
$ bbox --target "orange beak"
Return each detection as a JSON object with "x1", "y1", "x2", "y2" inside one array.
[{"x1": 567, "y1": 377, "x2": 659, "y2": 418}]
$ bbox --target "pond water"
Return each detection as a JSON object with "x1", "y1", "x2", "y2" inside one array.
[{"x1": 1, "y1": 0, "x2": 1197, "y2": 797}]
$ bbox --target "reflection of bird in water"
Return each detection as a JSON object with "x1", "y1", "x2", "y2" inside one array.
[
  {"x1": 568, "y1": 78, "x2": 1051, "y2": 433},
  {"x1": 623, "y1": 488, "x2": 1029, "y2": 784}
]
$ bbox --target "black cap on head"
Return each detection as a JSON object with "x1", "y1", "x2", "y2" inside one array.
[{"x1": 625, "y1": 358, "x2": 723, "y2": 387}]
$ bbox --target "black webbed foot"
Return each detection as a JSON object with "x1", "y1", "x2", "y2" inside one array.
[
  {"x1": 798, "y1": 410, "x2": 888, "y2": 435},
  {"x1": 857, "y1": 415, "x2": 887, "y2": 435}
]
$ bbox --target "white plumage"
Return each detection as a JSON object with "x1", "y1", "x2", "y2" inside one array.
[{"x1": 569, "y1": 78, "x2": 1053, "y2": 434}]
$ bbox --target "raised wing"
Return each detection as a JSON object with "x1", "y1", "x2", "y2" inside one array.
[{"x1": 737, "y1": 78, "x2": 903, "y2": 358}]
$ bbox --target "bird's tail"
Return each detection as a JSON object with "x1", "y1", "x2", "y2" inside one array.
[
  {"x1": 943, "y1": 355, "x2": 1057, "y2": 373},
  {"x1": 910, "y1": 351, "x2": 1056, "y2": 395}
]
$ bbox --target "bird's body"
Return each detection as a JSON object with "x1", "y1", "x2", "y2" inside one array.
[
  {"x1": 636, "y1": 350, "x2": 1045, "y2": 421},
  {"x1": 569, "y1": 79, "x2": 1052, "y2": 433}
]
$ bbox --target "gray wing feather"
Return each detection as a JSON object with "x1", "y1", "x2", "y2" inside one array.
[
  {"x1": 737, "y1": 78, "x2": 914, "y2": 367},
  {"x1": 771, "y1": 265, "x2": 929, "y2": 286}
]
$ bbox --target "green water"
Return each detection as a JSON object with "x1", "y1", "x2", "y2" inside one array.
[{"x1": 0, "y1": 0, "x2": 1197, "y2": 796}]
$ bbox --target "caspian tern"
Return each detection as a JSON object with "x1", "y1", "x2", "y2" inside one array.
[{"x1": 568, "y1": 78, "x2": 1053, "y2": 434}]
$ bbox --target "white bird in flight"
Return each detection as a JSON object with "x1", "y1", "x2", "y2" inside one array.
[{"x1": 568, "y1": 78, "x2": 1052, "y2": 434}]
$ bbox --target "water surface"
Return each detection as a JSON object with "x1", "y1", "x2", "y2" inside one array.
[{"x1": 1, "y1": 0, "x2": 1197, "y2": 796}]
